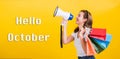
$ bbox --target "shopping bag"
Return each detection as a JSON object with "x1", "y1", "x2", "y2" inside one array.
[
  {"x1": 89, "y1": 34, "x2": 112, "y2": 53},
  {"x1": 86, "y1": 36, "x2": 97, "y2": 56},
  {"x1": 90, "y1": 28, "x2": 106, "y2": 41},
  {"x1": 90, "y1": 37, "x2": 105, "y2": 53}
]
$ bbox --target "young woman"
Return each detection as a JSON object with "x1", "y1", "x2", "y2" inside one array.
[{"x1": 62, "y1": 10, "x2": 95, "y2": 59}]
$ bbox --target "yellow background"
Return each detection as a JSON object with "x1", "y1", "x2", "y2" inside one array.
[{"x1": 0, "y1": 0, "x2": 120, "y2": 59}]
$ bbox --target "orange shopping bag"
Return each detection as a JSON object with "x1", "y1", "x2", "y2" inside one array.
[{"x1": 86, "y1": 36, "x2": 97, "y2": 56}]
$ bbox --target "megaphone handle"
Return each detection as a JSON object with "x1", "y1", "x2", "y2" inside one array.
[{"x1": 60, "y1": 25, "x2": 63, "y2": 48}]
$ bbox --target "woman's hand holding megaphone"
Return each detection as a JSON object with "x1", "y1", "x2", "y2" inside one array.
[{"x1": 61, "y1": 18, "x2": 68, "y2": 26}]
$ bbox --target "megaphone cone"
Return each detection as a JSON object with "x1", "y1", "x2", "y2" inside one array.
[
  {"x1": 53, "y1": 6, "x2": 59, "y2": 17},
  {"x1": 53, "y1": 6, "x2": 73, "y2": 20}
]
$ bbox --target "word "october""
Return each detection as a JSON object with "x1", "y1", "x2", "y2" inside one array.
[{"x1": 8, "y1": 33, "x2": 50, "y2": 42}]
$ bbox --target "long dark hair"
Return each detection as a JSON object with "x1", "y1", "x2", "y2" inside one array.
[{"x1": 74, "y1": 10, "x2": 92, "y2": 33}]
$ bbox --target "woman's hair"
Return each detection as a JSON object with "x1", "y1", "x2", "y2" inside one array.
[{"x1": 74, "y1": 10, "x2": 93, "y2": 33}]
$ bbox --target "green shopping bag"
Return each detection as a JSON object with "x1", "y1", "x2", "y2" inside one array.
[
  {"x1": 89, "y1": 34, "x2": 112, "y2": 53},
  {"x1": 89, "y1": 37, "x2": 105, "y2": 53}
]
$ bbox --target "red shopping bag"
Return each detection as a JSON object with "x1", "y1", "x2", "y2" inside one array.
[
  {"x1": 86, "y1": 36, "x2": 97, "y2": 56},
  {"x1": 90, "y1": 28, "x2": 106, "y2": 41}
]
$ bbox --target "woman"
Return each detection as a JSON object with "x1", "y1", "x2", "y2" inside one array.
[{"x1": 62, "y1": 10, "x2": 95, "y2": 59}]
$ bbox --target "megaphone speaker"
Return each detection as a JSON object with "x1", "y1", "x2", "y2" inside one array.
[{"x1": 53, "y1": 6, "x2": 73, "y2": 20}]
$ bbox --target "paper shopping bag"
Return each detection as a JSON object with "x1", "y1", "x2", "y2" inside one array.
[
  {"x1": 86, "y1": 36, "x2": 97, "y2": 56},
  {"x1": 89, "y1": 34, "x2": 112, "y2": 53},
  {"x1": 90, "y1": 28, "x2": 106, "y2": 41}
]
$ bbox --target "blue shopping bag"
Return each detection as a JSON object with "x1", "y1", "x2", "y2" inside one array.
[{"x1": 89, "y1": 34, "x2": 112, "y2": 53}]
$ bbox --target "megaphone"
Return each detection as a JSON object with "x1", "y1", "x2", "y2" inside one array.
[
  {"x1": 53, "y1": 6, "x2": 73, "y2": 20},
  {"x1": 53, "y1": 6, "x2": 74, "y2": 48}
]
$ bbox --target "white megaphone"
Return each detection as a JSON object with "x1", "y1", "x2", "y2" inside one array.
[
  {"x1": 53, "y1": 6, "x2": 73, "y2": 20},
  {"x1": 53, "y1": 6, "x2": 74, "y2": 48}
]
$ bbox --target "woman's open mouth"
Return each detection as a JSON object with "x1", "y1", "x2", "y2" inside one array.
[{"x1": 76, "y1": 18, "x2": 79, "y2": 21}]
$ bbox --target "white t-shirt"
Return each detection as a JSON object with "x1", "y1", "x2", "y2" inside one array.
[{"x1": 71, "y1": 28, "x2": 91, "y2": 57}]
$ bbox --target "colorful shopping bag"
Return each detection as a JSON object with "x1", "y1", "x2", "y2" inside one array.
[
  {"x1": 86, "y1": 36, "x2": 97, "y2": 56},
  {"x1": 89, "y1": 34, "x2": 112, "y2": 53},
  {"x1": 90, "y1": 28, "x2": 106, "y2": 40},
  {"x1": 90, "y1": 37, "x2": 105, "y2": 53}
]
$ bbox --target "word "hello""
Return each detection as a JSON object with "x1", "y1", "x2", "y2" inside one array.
[{"x1": 16, "y1": 17, "x2": 41, "y2": 25}]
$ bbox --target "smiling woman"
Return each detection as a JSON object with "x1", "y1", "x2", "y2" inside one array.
[{"x1": 8, "y1": 33, "x2": 50, "y2": 42}]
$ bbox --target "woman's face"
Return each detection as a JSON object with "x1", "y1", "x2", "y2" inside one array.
[{"x1": 76, "y1": 12, "x2": 86, "y2": 25}]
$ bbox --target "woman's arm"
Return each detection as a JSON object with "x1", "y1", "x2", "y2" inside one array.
[
  {"x1": 62, "y1": 20, "x2": 74, "y2": 44},
  {"x1": 78, "y1": 27, "x2": 87, "y2": 53}
]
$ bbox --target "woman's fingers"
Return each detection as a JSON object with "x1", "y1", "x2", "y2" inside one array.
[
  {"x1": 80, "y1": 27, "x2": 85, "y2": 34},
  {"x1": 61, "y1": 19, "x2": 68, "y2": 26}
]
